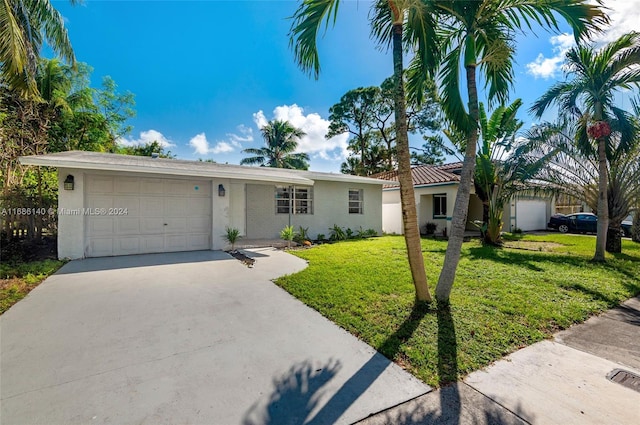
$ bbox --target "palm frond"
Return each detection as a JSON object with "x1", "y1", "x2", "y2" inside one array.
[{"x1": 289, "y1": 0, "x2": 341, "y2": 79}]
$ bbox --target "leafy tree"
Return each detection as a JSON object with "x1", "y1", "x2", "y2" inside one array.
[
  {"x1": 290, "y1": 0, "x2": 440, "y2": 302},
  {"x1": 420, "y1": 0, "x2": 607, "y2": 303},
  {"x1": 474, "y1": 99, "x2": 524, "y2": 245},
  {"x1": 97, "y1": 76, "x2": 136, "y2": 144},
  {"x1": 241, "y1": 119, "x2": 309, "y2": 169},
  {"x1": 329, "y1": 76, "x2": 440, "y2": 176},
  {"x1": 117, "y1": 141, "x2": 175, "y2": 158},
  {"x1": 410, "y1": 135, "x2": 449, "y2": 165},
  {"x1": 0, "y1": 0, "x2": 76, "y2": 97},
  {"x1": 531, "y1": 32, "x2": 640, "y2": 261},
  {"x1": 328, "y1": 86, "x2": 379, "y2": 173}
]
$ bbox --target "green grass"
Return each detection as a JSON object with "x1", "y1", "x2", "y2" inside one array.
[
  {"x1": 0, "y1": 259, "x2": 65, "y2": 315},
  {"x1": 275, "y1": 234, "x2": 640, "y2": 387}
]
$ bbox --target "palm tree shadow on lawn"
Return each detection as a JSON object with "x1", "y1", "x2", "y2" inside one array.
[{"x1": 242, "y1": 303, "x2": 507, "y2": 424}]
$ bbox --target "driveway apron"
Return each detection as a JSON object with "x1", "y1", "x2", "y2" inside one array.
[{"x1": 0, "y1": 248, "x2": 429, "y2": 425}]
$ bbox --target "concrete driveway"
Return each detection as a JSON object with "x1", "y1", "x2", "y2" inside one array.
[{"x1": 1, "y1": 249, "x2": 429, "y2": 425}]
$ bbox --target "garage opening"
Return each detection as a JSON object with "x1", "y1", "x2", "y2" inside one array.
[{"x1": 85, "y1": 175, "x2": 212, "y2": 257}]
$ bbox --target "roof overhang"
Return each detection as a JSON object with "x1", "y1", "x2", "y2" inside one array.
[
  {"x1": 18, "y1": 153, "x2": 312, "y2": 185},
  {"x1": 18, "y1": 151, "x2": 397, "y2": 186}
]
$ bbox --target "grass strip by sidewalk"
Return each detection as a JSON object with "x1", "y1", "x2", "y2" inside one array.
[
  {"x1": 1, "y1": 260, "x2": 65, "y2": 315},
  {"x1": 275, "y1": 234, "x2": 640, "y2": 387}
]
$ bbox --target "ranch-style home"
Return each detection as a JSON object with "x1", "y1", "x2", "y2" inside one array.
[
  {"x1": 376, "y1": 163, "x2": 554, "y2": 236},
  {"x1": 19, "y1": 151, "x2": 391, "y2": 259}
]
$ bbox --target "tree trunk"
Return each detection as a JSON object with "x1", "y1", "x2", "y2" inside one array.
[
  {"x1": 436, "y1": 63, "x2": 479, "y2": 303},
  {"x1": 392, "y1": 20, "x2": 432, "y2": 302},
  {"x1": 605, "y1": 227, "x2": 621, "y2": 253},
  {"x1": 593, "y1": 103, "x2": 608, "y2": 261}
]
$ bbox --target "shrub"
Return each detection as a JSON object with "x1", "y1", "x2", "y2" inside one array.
[
  {"x1": 329, "y1": 224, "x2": 346, "y2": 241},
  {"x1": 293, "y1": 226, "x2": 309, "y2": 244},
  {"x1": 223, "y1": 227, "x2": 242, "y2": 251},
  {"x1": 423, "y1": 222, "x2": 437, "y2": 235},
  {"x1": 280, "y1": 225, "x2": 296, "y2": 248}
]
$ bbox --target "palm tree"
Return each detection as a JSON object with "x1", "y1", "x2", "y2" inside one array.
[
  {"x1": 425, "y1": 0, "x2": 606, "y2": 303},
  {"x1": 526, "y1": 116, "x2": 640, "y2": 253},
  {"x1": 289, "y1": 0, "x2": 438, "y2": 302},
  {"x1": 0, "y1": 0, "x2": 76, "y2": 97},
  {"x1": 241, "y1": 120, "x2": 310, "y2": 170},
  {"x1": 531, "y1": 32, "x2": 640, "y2": 261}
]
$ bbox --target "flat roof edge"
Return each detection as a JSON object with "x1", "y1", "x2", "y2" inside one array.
[{"x1": 19, "y1": 156, "x2": 314, "y2": 185}]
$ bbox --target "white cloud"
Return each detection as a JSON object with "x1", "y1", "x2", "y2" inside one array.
[
  {"x1": 526, "y1": 1, "x2": 640, "y2": 79},
  {"x1": 189, "y1": 133, "x2": 235, "y2": 155},
  {"x1": 252, "y1": 104, "x2": 349, "y2": 161},
  {"x1": 225, "y1": 124, "x2": 253, "y2": 147},
  {"x1": 117, "y1": 129, "x2": 175, "y2": 148},
  {"x1": 593, "y1": 0, "x2": 640, "y2": 45},
  {"x1": 526, "y1": 33, "x2": 575, "y2": 79}
]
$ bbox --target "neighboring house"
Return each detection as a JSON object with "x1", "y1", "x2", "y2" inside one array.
[
  {"x1": 19, "y1": 151, "x2": 390, "y2": 259},
  {"x1": 376, "y1": 163, "x2": 553, "y2": 236}
]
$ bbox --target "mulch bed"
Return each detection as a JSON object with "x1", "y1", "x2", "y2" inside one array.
[{"x1": 227, "y1": 250, "x2": 255, "y2": 268}]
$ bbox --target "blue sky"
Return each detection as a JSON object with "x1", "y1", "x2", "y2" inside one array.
[{"x1": 52, "y1": 0, "x2": 638, "y2": 172}]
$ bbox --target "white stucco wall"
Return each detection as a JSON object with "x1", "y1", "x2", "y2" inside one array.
[
  {"x1": 57, "y1": 168, "x2": 85, "y2": 259},
  {"x1": 245, "y1": 181, "x2": 383, "y2": 239},
  {"x1": 55, "y1": 169, "x2": 384, "y2": 257}
]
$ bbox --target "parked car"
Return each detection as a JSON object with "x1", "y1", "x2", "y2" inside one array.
[
  {"x1": 622, "y1": 218, "x2": 632, "y2": 237},
  {"x1": 548, "y1": 213, "x2": 597, "y2": 234},
  {"x1": 549, "y1": 212, "x2": 633, "y2": 236}
]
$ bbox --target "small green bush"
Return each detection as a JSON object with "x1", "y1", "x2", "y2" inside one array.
[
  {"x1": 223, "y1": 227, "x2": 242, "y2": 251},
  {"x1": 281, "y1": 225, "x2": 296, "y2": 248}
]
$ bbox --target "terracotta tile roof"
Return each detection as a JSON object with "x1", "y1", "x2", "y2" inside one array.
[{"x1": 373, "y1": 163, "x2": 461, "y2": 188}]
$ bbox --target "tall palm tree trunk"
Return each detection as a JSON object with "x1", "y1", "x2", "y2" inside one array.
[
  {"x1": 392, "y1": 19, "x2": 431, "y2": 302},
  {"x1": 593, "y1": 102, "x2": 608, "y2": 261},
  {"x1": 436, "y1": 63, "x2": 479, "y2": 303}
]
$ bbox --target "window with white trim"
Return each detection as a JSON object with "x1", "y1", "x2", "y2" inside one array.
[
  {"x1": 349, "y1": 189, "x2": 363, "y2": 214},
  {"x1": 433, "y1": 193, "x2": 447, "y2": 218},
  {"x1": 275, "y1": 186, "x2": 313, "y2": 214}
]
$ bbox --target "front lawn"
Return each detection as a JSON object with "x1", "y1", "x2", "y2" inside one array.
[
  {"x1": 275, "y1": 234, "x2": 640, "y2": 387},
  {"x1": 0, "y1": 259, "x2": 65, "y2": 315}
]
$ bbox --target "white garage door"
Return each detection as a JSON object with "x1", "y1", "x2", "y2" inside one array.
[
  {"x1": 516, "y1": 199, "x2": 547, "y2": 231},
  {"x1": 85, "y1": 175, "x2": 211, "y2": 257}
]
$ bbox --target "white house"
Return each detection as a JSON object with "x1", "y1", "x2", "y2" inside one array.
[
  {"x1": 20, "y1": 151, "x2": 391, "y2": 259},
  {"x1": 376, "y1": 163, "x2": 554, "y2": 235}
]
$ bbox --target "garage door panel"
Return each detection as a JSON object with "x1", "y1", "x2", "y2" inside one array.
[
  {"x1": 141, "y1": 236, "x2": 164, "y2": 253},
  {"x1": 189, "y1": 234, "x2": 210, "y2": 250},
  {"x1": 114, "y1": 196, "x2": 140, "y2": 215},
  {"x1": 165, "y1": 198, "x2": 188, "y2": 216},
  {"x1": 188, "y1": 197, "x2": 210, "y2": 215},
  {"x1": 86, "y1": 176, "x2": 212, "y2": 257},
  {"x1": 516, "y1": 200, "x2": 547, "y2": 231},
  {"x1": 114, "y1": 177, "x2": 140, "y2": 194},
  {"x1": 190, "y1": 182, "x2": 210, "y2": 197},
  {"x1": 140, "y1": 197, "x2": 163, "y2": 217},
  {"x1": 89, "y1": 238, "x2": 113, "y2": 257},
  {"x1": 165, "y1": 217, "x2": 187, "y2": 233},
  {"x1": 141, "y1": 179, "x2": 164, "y2": 194},
  {"x1": 165, "y1": 235, "x2": 187, "y2": 251},
  {"x1": 87, "y1": 176, "x2": 113, "y2": 194},
  {"x1": 165, "y1": 180, "x2": 190, "y2": 195},
  {"x1": 116, "y1": 217, "x2": 140, "y2": 235},
  {"x1": 88, "y1": 217, "x2": 113, "y2": 236},
  {"x1": 141, "y1": 217, "x2": 165, "y2": 234},
  {"x1": 87, "y1": 195, "x2": 113, "y2": 209},
  {"x1": 188, "y1": 217, "x2": 210, "y2": 233},
  {"x1": 114, "y1": 237, "x2": 140, "y2": 255}
]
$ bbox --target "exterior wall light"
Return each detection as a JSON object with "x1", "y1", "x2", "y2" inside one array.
[
  {"x1": 64, "y1": 175, "x2": 75, "y2": 190},
  {"x1": 218, "y1": 184, "x2": 226, "y2": 197}
]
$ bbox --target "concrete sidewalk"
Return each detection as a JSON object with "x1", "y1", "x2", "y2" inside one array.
[{"x1": 358, "y1": 296, "x2": 640, "y2": 425}]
